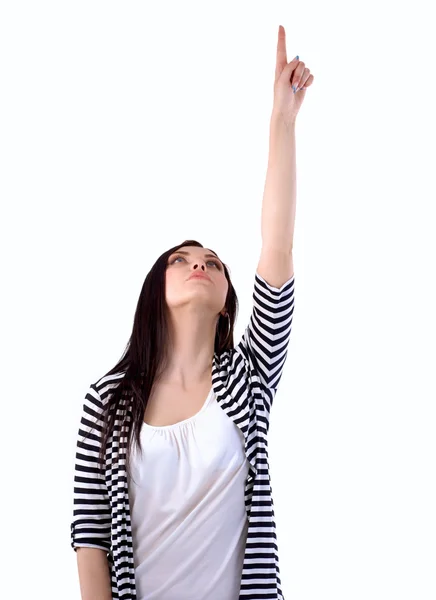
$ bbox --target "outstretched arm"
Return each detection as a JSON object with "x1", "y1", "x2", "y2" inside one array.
[
  {"x1": 257, "y1": 111, "x2": 296, "y2": 288},
  {"x1": 257, "y1": 25, "x2": 314, "y2": 288}
]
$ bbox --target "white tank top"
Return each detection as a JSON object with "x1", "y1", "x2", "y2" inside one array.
[{"x1": 127, "y1": 386, "x2": 250, "y2": 600}]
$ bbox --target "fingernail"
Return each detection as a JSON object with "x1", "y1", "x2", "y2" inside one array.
[{"x1": 294, "y1": 55, "x2": 299, "y2": 60}]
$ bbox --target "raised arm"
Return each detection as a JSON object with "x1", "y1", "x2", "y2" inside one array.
[
  {"x1": 258, "y1": 25, "x2": 313, "y2": 287},
  {"x1": 234, "y1": 28, "x2": 314, "y2": 418}
]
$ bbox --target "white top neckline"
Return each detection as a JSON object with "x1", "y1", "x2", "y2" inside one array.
[{"x1": 141, "y1": 385, "x2": 214, "y2": 431}]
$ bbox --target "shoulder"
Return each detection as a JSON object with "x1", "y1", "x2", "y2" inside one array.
[{"x1": 92, "y1": 371, "x2": 127, "y2": 402}]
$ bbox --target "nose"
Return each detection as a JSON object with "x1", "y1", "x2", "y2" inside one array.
[{"x1": 192, "y1": 262, "x2": 205, "y2": 271}]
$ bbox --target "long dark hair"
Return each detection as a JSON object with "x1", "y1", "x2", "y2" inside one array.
[{"x1": 97, "y1": 239, "x2": 239, "y2": 480}]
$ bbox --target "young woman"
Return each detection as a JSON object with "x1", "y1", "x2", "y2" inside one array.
[{"x1": 70, "y1": 25, "x2": 313, "y2": 600}]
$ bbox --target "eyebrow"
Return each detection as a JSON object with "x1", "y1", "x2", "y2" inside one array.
[{"x1": 171, "y1": 250, "x2": 223, "y2": 264}]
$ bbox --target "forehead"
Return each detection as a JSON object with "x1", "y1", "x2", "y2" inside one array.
[{"x1": 175, "y1": 246, "x2": 219, "y2": 258}]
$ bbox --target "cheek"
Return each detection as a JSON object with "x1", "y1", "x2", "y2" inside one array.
[
  {"x1": 165, "y1": 271, "x2": 192, "y2": 302},
  {"x1": 219, "y1": 275, "x2": 229, "y2": 298},
  {"x1": 164, "y1": 273, "x2": 178, "y2": 299}
]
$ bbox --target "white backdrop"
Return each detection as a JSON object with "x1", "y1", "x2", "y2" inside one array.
[{"x1": 1, "y1": 1, "x2": 435, "y2": 599}]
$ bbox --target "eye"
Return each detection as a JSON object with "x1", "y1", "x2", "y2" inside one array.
[{"x1": 170, "y1": 255, "x2": 222, "y2": 269}]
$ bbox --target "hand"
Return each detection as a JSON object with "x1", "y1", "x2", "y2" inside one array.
[{"x1": 272, "y1": 25, "x2": 314, "y2": 126}]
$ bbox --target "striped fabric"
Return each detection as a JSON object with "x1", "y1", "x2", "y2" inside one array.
[{"x1": 71, "y1": 271, "x2": 295, "y2": 599}]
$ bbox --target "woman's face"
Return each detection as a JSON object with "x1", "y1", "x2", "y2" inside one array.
[{"x1": 165, "y1": 246, "x2": 229, "y2": 317}]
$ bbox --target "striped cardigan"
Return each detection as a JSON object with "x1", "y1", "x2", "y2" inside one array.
[{"x1": 71, "y1": 271, "x2": 295, "y2": 599}]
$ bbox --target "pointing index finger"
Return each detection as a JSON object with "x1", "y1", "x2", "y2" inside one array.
[{"x1": 276, "y1": 25, "x2": 287, "y2": 66}]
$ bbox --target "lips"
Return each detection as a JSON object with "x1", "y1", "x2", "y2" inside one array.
[{"x1": 188, "y1": 272, "x2": 211, "y2": 282}]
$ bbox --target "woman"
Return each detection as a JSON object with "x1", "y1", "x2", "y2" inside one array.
[{"x1": 71, "y1": 25, "x2": 313, "y2": 600}]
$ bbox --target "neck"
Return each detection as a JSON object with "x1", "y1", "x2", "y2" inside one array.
[{"x1": 158, "y1": 309, "x2": 219, "y2": 388}]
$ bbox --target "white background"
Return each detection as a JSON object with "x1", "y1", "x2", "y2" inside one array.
[{"x1": 1, "y1": 1, "x2": 435, "y2": 599}]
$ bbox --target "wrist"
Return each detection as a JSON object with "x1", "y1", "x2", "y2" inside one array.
[
  {"x1": 270, "y1": 109, "x2": 296, "y2": 133},
  {"x1": 270, "y1": 109, "x2": 296, "y2": 132}
]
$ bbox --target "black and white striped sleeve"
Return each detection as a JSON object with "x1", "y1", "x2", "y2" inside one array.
[
  {"x1": 234, "y1": 271, "x2": 295, "y2": 416},
  {"x1": 70, "y1": 384, "x2": 111, "y2": 554}
]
